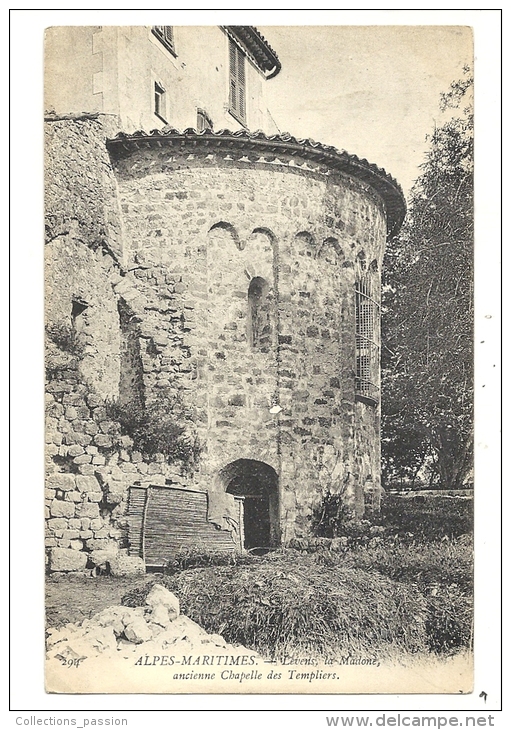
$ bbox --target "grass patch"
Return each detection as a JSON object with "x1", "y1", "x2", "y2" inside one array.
[
  {"x1": 377, "y1": 493, "x2": 473, "y2": 541},
  {"x1": 338, "y1": 537, "x2": 473, "y2": 594}
]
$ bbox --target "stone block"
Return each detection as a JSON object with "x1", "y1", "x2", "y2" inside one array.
[
  {"x1": 84, "y1": 538, "x2": 117, "y2": 551},
  {"x1": 49, "y1": 548, "x2": 87, "y2": 572},
  {"x1": 99, "y1": 420, "x2": 118, "y2": 434},
  {"x1": 73, "y1": 454, "x2": 92, "y2": 465},
  {"x1": 64, "y1": 491, "x2": 83, "y2": 503},
  {"x1": 47, "y1": 518, "x2": 68, "y2": 532},
  {"x1": 47, "y1": 474, "x2": 75, "y2": 492},
  {"x1": 110, "y1": 554, "x2": 146, "y2": 577},
  {"x1": 75, "y1": 475, "x2": 100, "y2": 493},
  {"x1": 106, "y1": 489, "x2": 124, "y2": 505},
  {"x1": 67, "y1": 444, "x2": 85, "y2": 457},
  {"x1": 124, "y1": 617, "x2": 152, "y2": 644},
  {"x1": 145, "y1": 584, "x2": 180, "y2": 620},
  {"x1": 62, "y1": 529, "x2": 81, "y2": 540},
  {"x1": 50, "y1": 500, "x2": 75, "y2": 518},
  {"x1": 94, "y1": 434, "x2": 112, "y2": 448},
  {"x1": 119, "y1": 463, "x2": 137, "y2": 473},
  {"x1": 76, "y1": 502, "x2": 100, "y2": 519},
  {"x1": 150, "y1": 604, "x2": 171, "y2": 628},
  {"x1": 87, "y1": 491, "x2": 103, "y2": 503},
  {"x1": 89, "y1": 548, "x2": 118, "y2": 568}
]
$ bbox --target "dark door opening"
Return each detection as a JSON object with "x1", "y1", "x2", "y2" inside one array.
[
  {"x1": 243, "y1": 496, "x2": 270, "y2": 549},
  {"x1": 218, "y1": 459, "x2": 279, "y2": 550}
]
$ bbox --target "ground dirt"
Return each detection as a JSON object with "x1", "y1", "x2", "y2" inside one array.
[{"x1": 45, "y1": 573, "x2": 157, "y2": 628}]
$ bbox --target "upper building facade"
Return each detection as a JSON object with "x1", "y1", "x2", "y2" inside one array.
[{"x1": 45, "y1": 25, "x2": 281, "y2": 134}]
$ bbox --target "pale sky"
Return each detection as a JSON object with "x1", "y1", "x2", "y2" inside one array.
[{"x1": 258, "y1": 25, "x2": 473, "y2": 196}]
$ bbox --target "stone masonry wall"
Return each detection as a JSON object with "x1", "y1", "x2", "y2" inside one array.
[
  {"x1": 45, "y1": 118, "x2": 392, "y2": 570},
  {"x1": 110, "y1": 145, "x2": 387, "y2": 540}
]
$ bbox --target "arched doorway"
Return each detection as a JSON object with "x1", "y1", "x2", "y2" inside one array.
[{"x1": 217, "y1": 459, "x2": 279, "y2": 549}]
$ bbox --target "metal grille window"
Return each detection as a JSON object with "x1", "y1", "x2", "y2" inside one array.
[
  {"x1": 355, "y1": 275, "x2": 380, "y2": 404},
  {"x1": 152, "y1": 26, "x2": 176, "y2": 55},
  {"x1": 229, "y1": 38, "x2": 246, "y2": 125}
]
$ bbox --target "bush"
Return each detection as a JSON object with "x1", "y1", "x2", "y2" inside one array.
[
  {"x1": 310, "y1": 489, "x2": 375, "y2": 544},
  {"x1": 106, "y1": 393, "x2": 201, "y2": 467},
  {"x1": 46, "y1": 322, "x2": 85, "y2": 357},
  {"x1": 45, "y1": 322, "x2": 85, "y2": 380}
]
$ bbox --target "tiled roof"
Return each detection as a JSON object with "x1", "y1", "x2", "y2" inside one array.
[
  {"x1": 107, "y1": 127, "x2": 406, "y2": 236},
  {"x1": 224, "y1": 26, "x2": 281, "y2": 79}
]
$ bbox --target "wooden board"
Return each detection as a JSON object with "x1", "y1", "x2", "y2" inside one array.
[
  {"x1": 127, "y1": 485, "x2": 244, "y2": 566},
  {"x1": 126, "y1": 486, "x2": 147, "y2": 558}
]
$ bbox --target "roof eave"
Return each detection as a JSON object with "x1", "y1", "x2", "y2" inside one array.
[{"x1": 223, "y1": 26, "x2": 281, "y2": 79}]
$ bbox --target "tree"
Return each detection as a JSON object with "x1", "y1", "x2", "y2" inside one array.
[{"x1": 382, "y1": 70, "x2": 473, "y2": 490}]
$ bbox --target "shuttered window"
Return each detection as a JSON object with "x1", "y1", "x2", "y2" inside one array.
[
  {"x1": 152, "y1": 26, "x2": 175, "y2": 55},
  {"x1": 229, "y1": 38, "x2": 247, "y2": 125},
  {"x1": 355, "y1": 275, "x2": 380, "y2": 404}
]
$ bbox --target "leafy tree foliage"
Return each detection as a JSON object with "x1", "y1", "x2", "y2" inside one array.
[{"x1": 382, "y1": 71, "x2": 473, "y2": 490}]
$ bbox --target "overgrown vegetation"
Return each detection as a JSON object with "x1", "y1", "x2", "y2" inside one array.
[
  {"x1": 45, "y1": 322, "x2": 85, "y2": 380},
  {"x1": 105, "y1": 393, "x2": 201, "y2": 467},
  {"x1": 121, "y1": 495, "x2": 473, "y2": 660},
  {"x1": 310, "y1": 489, "x2": 354, "y2": 538}
]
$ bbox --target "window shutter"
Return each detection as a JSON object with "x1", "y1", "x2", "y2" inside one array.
[
  {"x1": 229, "y1": 40, "x2": 238, "y2": 113},
  {"x1": 229, "y1": 39, "x2": 246, "y2": 123},
  {"x1": 152, "y1": 26, "x2": 175, "y2": 54},
  {"x1": 163, "y1": 26, "x2": 174, "y2": 47},
  {"x1": 236, "y1": 46, "x2": 246, "y2": 120}
]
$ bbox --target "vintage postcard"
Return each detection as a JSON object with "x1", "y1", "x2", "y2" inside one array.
[{"x1": 43, "y1": 22, "x2": 477, "y2": 695}]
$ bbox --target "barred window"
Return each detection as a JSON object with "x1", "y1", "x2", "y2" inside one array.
[
  {"x1": 355, "y1": 275, "x2": 380, "y2": 404},
  {"x1": 228, "y1": 38, "x2": 247, "y2": 125},
  {"x1": 152, "y1": 26, "x2": 176, "y2": 55}
]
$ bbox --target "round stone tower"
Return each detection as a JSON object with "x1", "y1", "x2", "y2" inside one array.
[{"x1": 106, "y1": 128, "x2": 405, "y2": 545}]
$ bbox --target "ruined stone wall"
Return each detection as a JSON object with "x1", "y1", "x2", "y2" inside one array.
[{"x1": 44, "y1": 116, "x2": 193, "y2": 572}]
